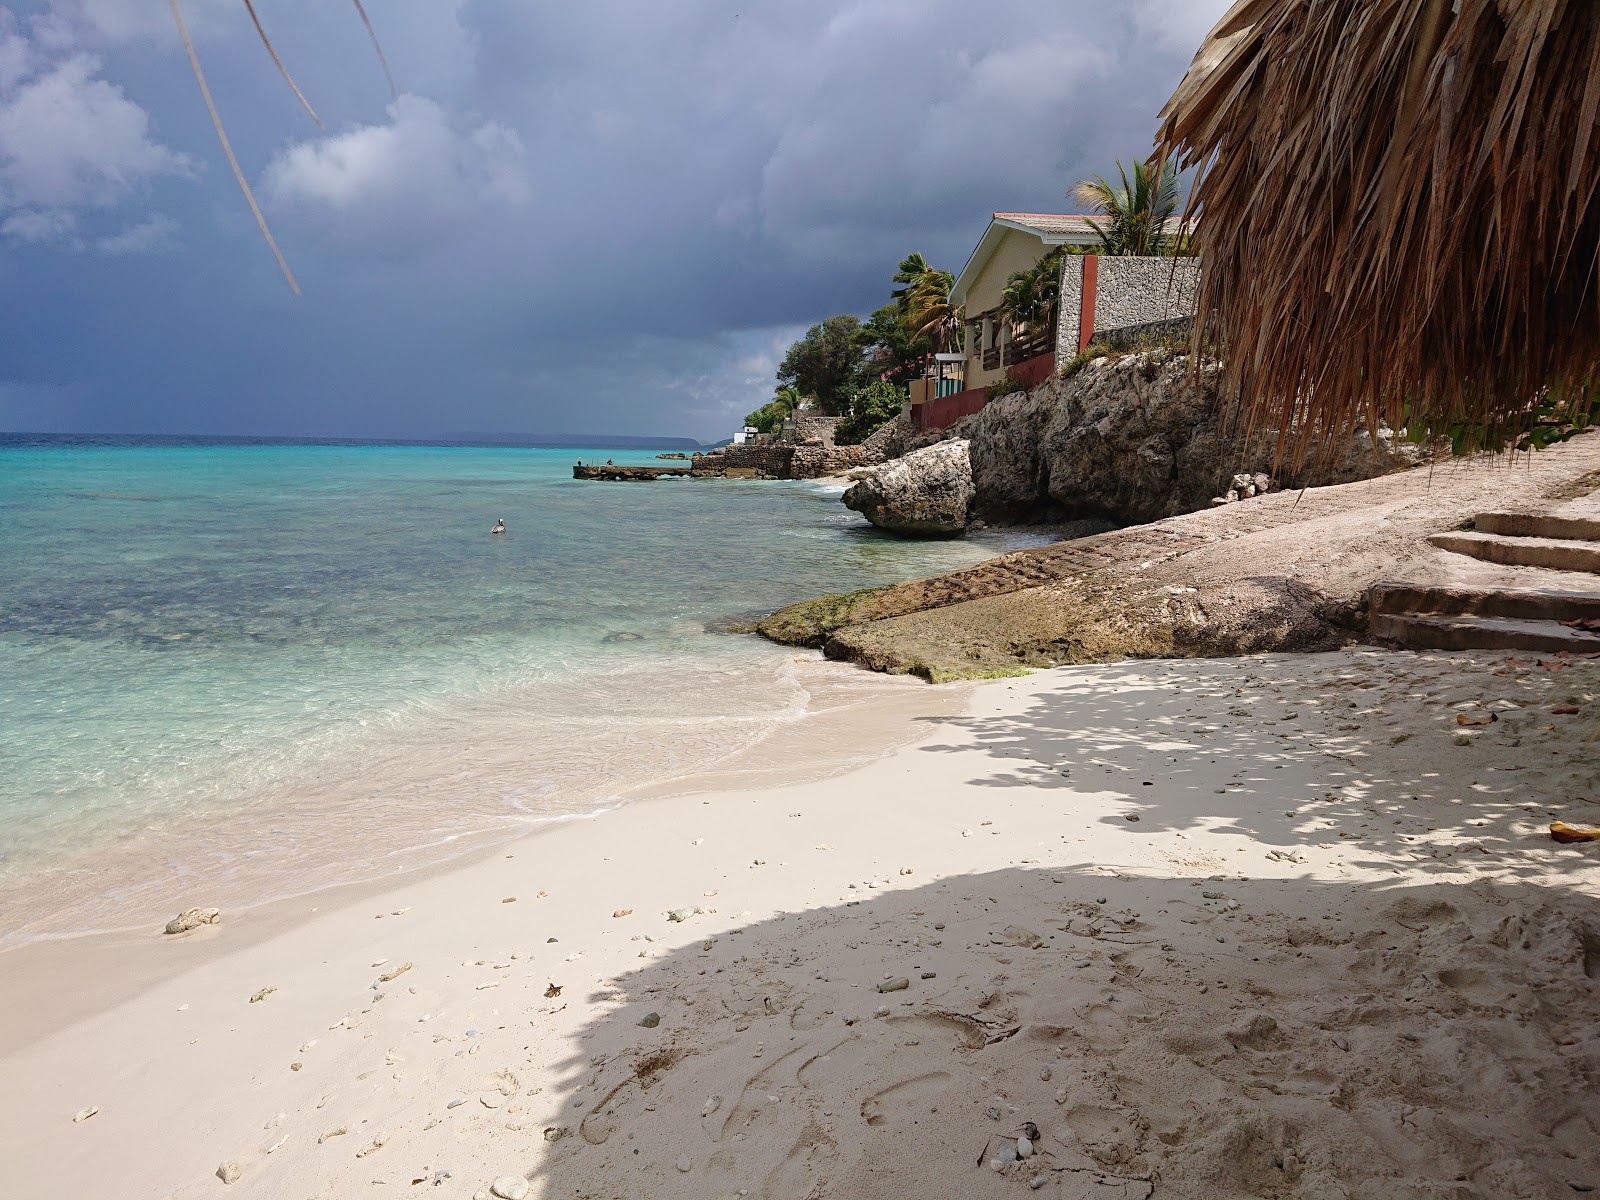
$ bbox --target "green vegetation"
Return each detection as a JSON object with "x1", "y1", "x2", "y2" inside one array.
[
  {"x1": 892, "y1": 253, "x2": 962, "y2": 352},
  {"x1": 743, "y1": 385, "x2": 802, "y2": 435},
  {"x1": 835, "y1": 380, "x2": 907, "y2": 445},
  {"x1": 1073, "y1": 160, "x2": 1184, "y2": 256},
  {"x1": 1000, "y1": 247, "x2": 1064, "y2": 343},
  {"x1": 753, "y1": 251, "x2": 962, "y2": 433},
  {"x1": 776, "y1": 315, "x2": 869, "y2": 416},
  {"x1": 755, "y1": 586, "x2": 892, "y2": 647},
  {"x1": 861, "y1": 302, "x2": 931, "y2": 386}
]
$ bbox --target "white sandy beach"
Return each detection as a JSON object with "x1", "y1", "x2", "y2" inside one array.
[{"x1": 2, "y1": 647, "x2": 1598, "y2": 1199}]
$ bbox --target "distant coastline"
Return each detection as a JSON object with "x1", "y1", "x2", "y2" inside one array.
[{"x1": 0, "y1": 431, "x2": 709, "y2": 451}]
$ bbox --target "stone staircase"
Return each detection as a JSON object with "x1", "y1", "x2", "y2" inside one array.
[
  {"x1": 1427, "y1": 511, "x2": 1600, "y2": 573},
  {"x1": 1370, "y1": 509, "x2": 1600, "y2": 652}
]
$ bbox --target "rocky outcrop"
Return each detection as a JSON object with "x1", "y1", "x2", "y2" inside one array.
[
  {"x1": 969, "y1": 352, "x2": 1427, "y2": 524},
  {"x1": 761, "y1": 433, "x2": 1600, "y2": 681},
  {"x1": 862, "y1": 412, "x2": 981, "y2": 463},
  {"x1": 843, "y1": 440, "x2": 974, "y2": 535}
]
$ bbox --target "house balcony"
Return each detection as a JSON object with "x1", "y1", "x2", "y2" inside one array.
[{"x1": 1004, "y1": 331, "x2": 1054, "y2": 365}]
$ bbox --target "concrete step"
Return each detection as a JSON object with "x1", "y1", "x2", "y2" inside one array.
[
  {"x1": 1369, "y1": 582, "x2": 1600, "y2": 623},
  {"x1": 1474, "y1": 511, "x2": 1600, "y2": 541},
  {"x1": 1370, "y1": 612, "x2": 1600, "y2": 654},
  {"x1": 1428, "y1": 530, "x2": 1600, "y2": 573}
]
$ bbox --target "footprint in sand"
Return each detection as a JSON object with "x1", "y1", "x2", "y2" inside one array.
[
  {"x1": 707, "y1": 1043, "x2": 816, "y2": 1144},
  {"x1": 859, "y1": 1071, "x2": 951, "y2": 1127},
  {"x1": 578, "y1": 1049, "x2": 685, "y2": 1146}
]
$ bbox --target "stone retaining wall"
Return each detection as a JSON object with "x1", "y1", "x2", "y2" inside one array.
[{"x1": 1056, "y1": 255, "x2": 1200, "y2": 365}]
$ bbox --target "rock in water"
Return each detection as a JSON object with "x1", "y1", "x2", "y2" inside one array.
[
  {"x1": 490, "y1": 1176, "x2": 530, "y2": 1200},
  {"x1": 164, "y1": 907, "x2": 220, "y2": 935},
  {"x1": 842, "y1": 440, "x2": 974, "y2": 536}
]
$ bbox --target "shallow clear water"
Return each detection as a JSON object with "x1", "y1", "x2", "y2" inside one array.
[{"x1": 0, "y1": 436, "x2": 1047, "y2": 942}]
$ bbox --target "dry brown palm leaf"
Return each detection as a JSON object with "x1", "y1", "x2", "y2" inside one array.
[
  {"x1": 169, "y1": 0, "x2": 300, "y2": 293},
  {"x1": 350, "y1": 0, "x2": 397, "y2": 99},
  {"x1": 1154, "y1": 0, "x2": 1600, "y2": 468},
  {"x1": 171, "y1": 0, "x2": 399, "y2": 293},
  {"x1": 242, "y1": 0, "x2": 321, "y2": 126}
]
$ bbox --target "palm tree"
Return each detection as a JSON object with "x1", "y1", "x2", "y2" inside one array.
[
  {"x1": 1072, "y1": 160, "x2": 1181, "y2": 256},
  {"x1": 890, "y1": 253, "x2": 935, "y2": 309},
  {"x1": 902, "y1": 264, "x2": 960, "y2": 352},
  {"x1": 1000, "y1": 249, "x2": 1064, "y2": 346}
]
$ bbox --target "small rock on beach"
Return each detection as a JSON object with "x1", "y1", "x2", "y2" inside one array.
[{"x1": 163, "y1": 907, "x2": 220, "y2": 935}]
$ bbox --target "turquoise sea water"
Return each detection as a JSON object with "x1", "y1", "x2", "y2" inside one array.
[{"x1": 0, "y1": 436, "x2": 1045, "y2": 943}]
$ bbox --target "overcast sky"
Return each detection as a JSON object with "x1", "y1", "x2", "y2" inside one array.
[{"x1": 0, "y1": 0, "x2": 1228, "y2": 442}]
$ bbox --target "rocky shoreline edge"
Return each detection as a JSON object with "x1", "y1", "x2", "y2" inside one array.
[{"x1": 758, "y1": 435, "x2": 1600, "y2": 681}]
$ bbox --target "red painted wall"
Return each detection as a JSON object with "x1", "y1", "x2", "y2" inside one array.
[
  {"x1": 1008, "y1": 352, "x2": 1056, "y2": 389},
  {"x1": 914, "y1": 353, "x2": 1057, "y2": 431},
  {"x1": 917, "y1": 387, "x2": 989, "y2": 431}
]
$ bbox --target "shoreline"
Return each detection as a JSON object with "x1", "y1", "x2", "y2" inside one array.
[
  {"x1": 0, "y1": 645, "x2": 967, "y2": 960},
  {"x1": 759, "y1": 436, "x2": 1600, "y2": 680},
  {"x1": 0, "y1": 651, "x2": 972, "y2": 1051},
  {"x1": 3, "y1": 646, "x2": 1596, "y2": 1197}
]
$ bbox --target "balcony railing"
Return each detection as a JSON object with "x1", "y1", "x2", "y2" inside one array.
[
  {"x1": 1003, "y1": 332, "x2": 1054, "y2": 366},
  {"x1": 982, "y1": 347, "x2": 1001, "y2": 371}
]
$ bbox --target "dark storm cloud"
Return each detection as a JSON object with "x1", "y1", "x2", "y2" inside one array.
[{"x1": 0, "y1": 0, "x2": 1228, "y2": 441}]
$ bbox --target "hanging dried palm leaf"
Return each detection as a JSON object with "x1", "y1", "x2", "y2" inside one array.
[
  {"x1": 1154, "y1": 0, "x2": 1600, "y2": 465},
  {"x1": 170, "y1": 0, "x2": 396, "y2": 293}
]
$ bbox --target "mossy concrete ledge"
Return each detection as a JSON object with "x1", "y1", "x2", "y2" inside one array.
[{"x1": 755, "y1": 587, "x2": 892, "y2": 648}]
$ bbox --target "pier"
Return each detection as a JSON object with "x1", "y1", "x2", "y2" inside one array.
[{"x1": 573, "y1": 463, "x2": 694, "y2": 482}]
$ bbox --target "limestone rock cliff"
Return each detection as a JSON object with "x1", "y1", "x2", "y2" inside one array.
[
  {"x1": 842, "y1": 439, "x2": 974, "y2": 536},
  {"x1": 968, "y1": 353, "x2": 1425, "y2": 524}
]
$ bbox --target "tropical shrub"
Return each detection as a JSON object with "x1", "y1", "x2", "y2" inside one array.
[
  {"x1": 835, "y1": 380, "x2": 906, "y2": 445},
  {"x1": 776, "y1": 316, "x2": 870, "y2": 416}
]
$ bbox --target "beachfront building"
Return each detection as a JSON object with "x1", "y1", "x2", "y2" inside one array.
[
  {"x1": 911, "y1": 213, "x2": 1196, "y2": 431},
  {"x1": 953, "y1": 214, "x2": 1105, "y2": 391}
]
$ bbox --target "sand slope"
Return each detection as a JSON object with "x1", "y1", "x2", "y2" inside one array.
[{"x1": 2, "y1": 649, "x2": 1598, "y2": 1199}]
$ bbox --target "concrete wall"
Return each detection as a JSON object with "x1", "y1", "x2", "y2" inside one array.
[
  {"x1": 1094, "y1": 257, "x2": 1199, "y2": 337},
  {"x1": 1056, "y1": 254, "x2": 1085, "y2": 367},
  {"x1": 1055, "y1": 255, "x2": 1199, "y2": 369},
  {"x1": 782, "y1": 414, "x2": 842, "y2": 446}
]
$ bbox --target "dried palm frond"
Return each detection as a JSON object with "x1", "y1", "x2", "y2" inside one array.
[
  {"x1": 1154, "y1": 0, "x2": 1600, "y2": 465},
  {"x1": 170, "y1": 0, "x2": 397, "y2": 293},
  {"x1": 242, "y1": 0, "x2": 321, "y2": 127},
  {"x1": 350, "y1": 0, "x2": 398, "y2": 100},
  {"x1": 170, "y1": 0, "x2": 300, "y2": 293}
]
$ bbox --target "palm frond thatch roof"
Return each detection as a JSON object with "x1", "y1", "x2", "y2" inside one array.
[{"x1": 1154, "y1": 0, "x2": 1600, "y2": 461}]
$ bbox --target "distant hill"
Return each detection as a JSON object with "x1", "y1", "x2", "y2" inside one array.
[{"x1": 438, "y1": 431, "x2": 706, "y2": 450}]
